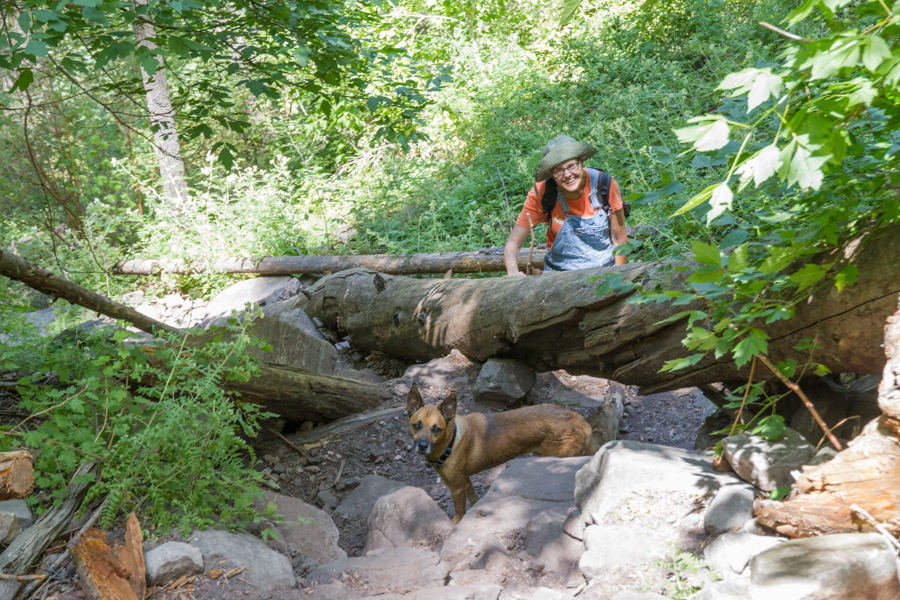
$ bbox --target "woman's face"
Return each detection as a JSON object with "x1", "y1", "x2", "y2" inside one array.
[{"x1": 551, "y1": 159, "x2": 585, "y2": 196}]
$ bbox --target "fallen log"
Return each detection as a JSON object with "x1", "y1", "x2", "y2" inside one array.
[
  {"x1": 0, "y1": 451, "x2": 33, "y2": 501},
  {"x1": 0, "y1": 462, "x2": 97, "y2": 600},
  {"x1": 755, "y1": 295, "x2": 900, "y2": 538},
  {"x1": 1, "y1": 250, "x2": 390, "y2": 422},
  {"x1": 302, "y1": 221, "x2": 900, "y2": 393},
  {"x1": 112, "y1": 248, "x2": 547, "y2": 276}
]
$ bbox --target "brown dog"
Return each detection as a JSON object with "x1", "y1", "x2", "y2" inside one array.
[{"x1": 406, "y1": 386, "x2": 599, "y2": 524}]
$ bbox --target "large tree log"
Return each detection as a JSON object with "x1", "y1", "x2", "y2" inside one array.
[
  {"x1": 302, "y1": 222, "x2": 900, "y2": 393},
  {"x1": 112, "y1": 248, "x2": 547, "y2": 276},
  {"x1": 755, "y1": 296, "x2": 900, "y2": 538}
]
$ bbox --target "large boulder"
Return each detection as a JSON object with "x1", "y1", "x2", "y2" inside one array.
[
  {"x1": 704, "y1": 484, "x2": 756, "y2": 537},
  {"x1": 365, "y1": 486, "x2": 452, "y2": 553},
  {"x1": 0, "y1": 500, "x2": 34, "y2": 529},
  {"x1": 721, "y1": 428, "x2": 815, "y2": 492},
  {"x1": 307, "y1": 547, "x2": 450, "y2": 596},
  {"x1": 256, "y1": 491, "x2": 346, "y2": 566},
  {"x1": 749, "y1": 533, "x2": 900, "y2": 600},
  {"x1": 441, "y1": 456, "x2": 590, "y2": 573},
  {"x1": 206, "y1": 295, "x2": 338, "y2": 374},
  {"x1": 574, "y1": 440, "x2": 751, "y2": 594},
  {"x1": 703, "y1": 533, "x2": 783, "y2": 582},
  {"x1": 403, "y1": 350, "x2": 480, "y2": 390},
  {"x1": 202, "y1": 276, "x2": 301, "y2": 320},
  {"x1": 187, "y1": 529, "x2": 294, "y2": 594}
]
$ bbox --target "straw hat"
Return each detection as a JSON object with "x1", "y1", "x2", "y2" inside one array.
[{"x1": 533, "y1": 135, "x2": 597, "y2": 182}]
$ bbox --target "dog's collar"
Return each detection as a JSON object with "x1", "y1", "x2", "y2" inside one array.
[{"x1": 426, "y1": 420, "x2": 456, "y2": 468}]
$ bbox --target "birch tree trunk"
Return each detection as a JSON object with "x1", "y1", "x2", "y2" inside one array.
[{"x1": 132, "y1": 0, "x2": 190, "y2": 212}]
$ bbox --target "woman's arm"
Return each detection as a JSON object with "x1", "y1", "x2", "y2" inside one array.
[
  {"x1": 609, "y1": 209, "x2": 628, "y2": 266},
  {"x1": 504, "y1": 225, "x2": 531, "y2": 276}
]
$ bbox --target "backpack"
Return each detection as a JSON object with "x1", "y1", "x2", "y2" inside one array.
[{"x1": 540, "y1": 168, "x2": 631, "y2": 220}]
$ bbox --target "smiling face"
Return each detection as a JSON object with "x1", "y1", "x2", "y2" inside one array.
[{"x1": 551, "y1": 158, "x2": 585, "y2": 197}]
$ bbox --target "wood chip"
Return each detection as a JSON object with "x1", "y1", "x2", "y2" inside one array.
[
  {"x1": 208, "y1": 569, "x2": 222, "y2": 580},
  {"x1": 223, "y1": 566, "x2": 244, "y2": 579}
]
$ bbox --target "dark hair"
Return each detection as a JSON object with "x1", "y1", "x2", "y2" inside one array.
[{"x1": 541, "y1": 178, "x2": 558, "y2": 219}]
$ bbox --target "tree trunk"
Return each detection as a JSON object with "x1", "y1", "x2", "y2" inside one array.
[
  {"x1": 222, "y1": 363, "x2": 393, "y2": 423},
  {"x1": 754, "y1": 295, "x2": 900, "y2": 538},
  {"x1": 0, "y1": 451, "x2": 34, "y2": 501},
  {"x1": 112, "y1": 248, "x2": 547, "y2": 276},
  {"x1": 302, "y1": 221, "x2": 900, "y2": 394},
  {"x1": 132, "y1": 0, "x2": 190, "y2": 212},
  {"x1": 0, "y1": 249, "x2": 179, "y2": 337},
  {"x1": 0, "y1": 463, "x2": 97, "y2": 600}
]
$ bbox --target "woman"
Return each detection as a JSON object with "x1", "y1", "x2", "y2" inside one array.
[{"x1": 504, "y1": 135, "x2": 628, "y2": 276}]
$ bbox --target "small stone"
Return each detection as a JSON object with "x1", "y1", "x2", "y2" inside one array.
[
  {"x1": 306, "y1": 465, "x2": 321, "y2": 474},
  {"x1": 0, "y1": 513, "x2": 22, "y2": 544},
  {"x1": 375, "y1": 456, "x2": 385, "y2": 465},
  {"x1": 273, "y1": 463, "x2": 288, "y2": 475},
  {"x1": 393, "y1": 454, "x2": 403, "y2": 461},
  {"x1": 261, "y1": 467, "x2": 273, "y2": 477},
  {"x1": 335, "y1": 477, "x2": 361, "y2": 493},
  {"x1": 263, "y1": 454, "x2": 280, "y2": 465}
]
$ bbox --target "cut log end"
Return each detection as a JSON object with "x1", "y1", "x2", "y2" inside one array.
[
  {"x1": 0, "y1": 451, "x2": 34, "y2": 501},
  {"x1": 72, "y1": 514, "x2": 144, "y2": 600}
]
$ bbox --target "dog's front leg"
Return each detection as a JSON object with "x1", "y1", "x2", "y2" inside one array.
[
  {"x1": 450, "y1": 485, "x2": 468, "y2": 525},
  {"x1": 465, "y1": 478, "x2": 479, "y2": 506}
]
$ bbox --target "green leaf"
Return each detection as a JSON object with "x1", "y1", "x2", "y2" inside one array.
[
  {"x1": 803, "y1": 39, "x2": 860, "y2": 81},
  {"x1": 862, "y1": 36, "x2": 891, "y2": 72},
  {"x1": 81, "y1": 6, "x2": 109, "y2": 26},
  {"x1": 834, "y1": 264, "x2": 859, "y2": 291},
  {"x1": 559, "y1": 0, "x2": 582, "y2": 27},
  {"x1": 685, "y1": 327, "x2": 719, "y2": 351},
  {"x1": 10, "y1": 68, "x2": 33, "y2": 92},
  {"x1": 719, "y1": 228, "x2": 749, "y2": 249},
  {"x1": 719, "y1": 68, "x2": 782, "y2": 112},
  {"x1": 660, "y1": 354, "x2": 705, "y2": 372},
  {"x1": 691, "y1": 241, "x2": 722, "y2": 266},
  {"x1": 733, "y1": 329, "x2": 769, "y2": 367},
  {"x1": 777, "y1": 358, "x2": 798, "y2": 379},
  {"x1": 671, "y1": 183, "x2": 718, "y2": 217},
  {"x1": 736, "y1": 145, "x2": 781, "y2": 189},
  {"x1": 24, "y1": 39, "x2": 48, "y2": 57},
  {"x1": 753, "y1": 414, "x2": 785, "y2": 442},
  {"x1": 17, "y1": 12, "x2": 31, "y2": 33},
  {"x1": 727, "y1": 244, "x2": 749, "y2": 272},
  {"x1": 168, "y1": 36, "x2": 191, "y2": 59},
  {"x1": 789, "y1": 263, "x2": 831, "y2": 290},
  {"x1": 846, "y1": 79, "x2": 877, "y2": 107},
  {"x1": 674, "y1": 118, "x2": 730, "y2": 152},
  {"x1": 769, "y1": 486, "x2": 792, "y2": 500}
]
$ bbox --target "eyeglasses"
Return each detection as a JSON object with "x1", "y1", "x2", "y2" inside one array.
[{"x1": 551, "y1": 161, "x2": 581, "y2": 178}]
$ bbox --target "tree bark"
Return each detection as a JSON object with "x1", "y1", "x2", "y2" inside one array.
[
  {"x1": 223, "y1": 364, "x2": 393, "y2": 423},
  {"x1": 0, "y1": 463, "x2": 97, "y2": 600},
  {"x1": 754, "y1": 295, "x2": 900, "y2": 538},
  {"x1": 302, "y1": 222, "x2": 900, "y2": 394},
  {"x1": 112, "y1": 248, "x2": 547, "y2": 276},
  {"x1": 0, "y1": 451, "x2": 34, "y2": 501},
  {"x1": 132, "y1": 0, "x2": 190, "y2": 212}
]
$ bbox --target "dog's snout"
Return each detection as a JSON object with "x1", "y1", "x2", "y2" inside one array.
[{"x1": 416, "y1": 440, "x2": 430, "y2": 454}]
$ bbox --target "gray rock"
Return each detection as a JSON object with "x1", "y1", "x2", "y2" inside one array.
[
  {"x1": 704, "y1": 484, "x2": 756, "y2": 536},
  {"x1": 255, "y1": 491, "x2": 346, "y2": 565},
  {"x1": 307, "y1": 547, "x2": 450, "y2": 595},
  {"x1": 721, "y1": 428, "x2": 815, "y2": 492},
  {"x1": 378, "y1": 585, "x2": 502, "y2": 600},
  {"x1": 807, "y1": 446, "x2": 837, "y2": 466},
  {"x1": 579, "y1": 524, "x2": 665, "y2": 578},
  {"x1": 0, "y1": 513, "x2": 21, "y2": 545},
  {"x1": 145, "y1": 542, "x2": 203, "y2": 586},
  {"x1": 402, "y1": 350, "x2": 478, "y2": 389},
  {"x1": 203, "y1": 276, "x2": 301, "y2": 320},
  {"x1": 610, "y1": 592, "x2": 672, "y2": 600},
  {"x1": 524, "y1": 510, "x2": 583, "y2": 585},
  {"x1": 294, "y1": 581, "x2": 362, "y2": 600},
  {"x1": 441, "y1": 456, "x2": 590, "y2": 570},
  {"x1": 468, "y1": 535, "x2": 519, "y2": 571},
  {"x1": 586, "y1": 385, "x2": 625, "y2": 447},
  {"x1": 750, "y1": 533, "x2": 900, "y2": 600},
  {"x1": 206, "y1": 296, "x2": 337, "y2": 373},
  {"x1": 529, "y1": 587, "x2": 575, "y2": 600},
  {"x1": 697, "y1": 579, "x2": 751, "y2": 600},
  {"x1": 187, "y1": 529, "x2": 294, "y2": 593},
  {"x1": 365, "y1": 486, "x2": 452, "y2": 553},
  {"x1": 563, "y1": 508, "x2": 584, "y2": 541},
  {"x1": 473, "y1": 358, "x2": 536, "y2": 406},
  {"x1": 315, "y1": 490, "x2": 339, "y2": 512},
  {"x1": 0, "y1": 500, "x2": 33, "y2": 529},
  {"x1": 703, "y1": 533, "x2": 783, "y2": 581},
  {"x1": 448, "y1": 570, "x2": 507, "y2": 586},
  {"x1": 334, "y1": 474, "x2": 406, "y2": 521}
]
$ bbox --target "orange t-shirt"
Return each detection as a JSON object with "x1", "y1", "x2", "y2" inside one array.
[{"x1": 514, "y1": 173, "x2": 623, "y2": 250}]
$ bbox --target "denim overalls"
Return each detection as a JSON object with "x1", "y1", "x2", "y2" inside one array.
[{"x1": 544, "y1": 168, "x2": 615, "y2": 271}]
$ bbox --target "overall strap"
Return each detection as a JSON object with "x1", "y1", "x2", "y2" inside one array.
[
  {"x1": 587, "y1": 168, "x2": 602, "y2": 210},
  {"x1": 556, "y1": 187, "x2": 570, "y2": 213}
]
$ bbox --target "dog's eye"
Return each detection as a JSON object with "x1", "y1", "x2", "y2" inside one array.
[
  {"x1": 412, "y1": 422, "x2": 422, "y2": 431},
  {"x1": 431, "y1": 424, "x2": 441, "y2": 434}
]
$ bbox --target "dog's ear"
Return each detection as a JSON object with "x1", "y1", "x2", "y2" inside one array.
[
  {"x1": 439, "y1": 392, "x2": 457, "y2": 422},
  {"x1": 406, "y1": 385, "x2": 424, "y2": 416}
]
